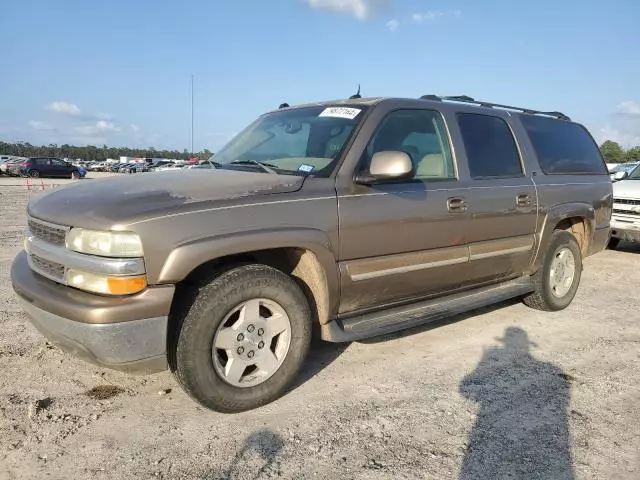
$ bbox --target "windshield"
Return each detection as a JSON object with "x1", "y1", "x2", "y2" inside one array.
[
  {"x1": 209, "y1": 105, "x2": 367, "y2": 177},
  {"x1": 627, "y1": 163, "x2": 640, "y2": 179},
  {"x1": 612, "y1": 162, "x2": 639, "y2": 173}
]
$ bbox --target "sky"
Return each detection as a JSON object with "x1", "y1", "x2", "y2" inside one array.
[{"x1": 1, "y1": 0, "x2": 639, "y2": 152}]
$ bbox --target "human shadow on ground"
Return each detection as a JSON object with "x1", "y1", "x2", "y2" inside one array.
[
  {"x1": 459, "y1": 326, "x2": 574, "y2": 480},
  {"x1": 290, "y1": 299, "x2": 522, "y2": 391},
  {"x1": 210, "y1": 429, "x2": 285, "y2": 480}
]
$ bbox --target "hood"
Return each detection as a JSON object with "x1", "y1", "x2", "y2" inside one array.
[
  {"x1": 27, "y1": 169, "x2": 305, "y2": 229},
  {"x1": 613, "y1": 179, "x2": 640, "y2": 199}
]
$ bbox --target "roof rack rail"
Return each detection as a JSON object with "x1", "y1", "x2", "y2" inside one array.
[{"x1": 419, "y1": 94, "x2": 570, "y2": 120}]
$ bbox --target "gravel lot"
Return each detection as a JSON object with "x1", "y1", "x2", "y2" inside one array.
[{"x1": 1, "y1": 179, "x2": 639, "y2": 479}]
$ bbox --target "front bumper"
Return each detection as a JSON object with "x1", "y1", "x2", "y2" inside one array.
[
  {"x1": 11, "y1": 251, "x2": 174, "y2": 374},
  {"x1": 611, "y1": 217, "x2": 640, "y2": 243}
]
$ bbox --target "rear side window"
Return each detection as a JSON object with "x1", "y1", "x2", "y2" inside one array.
[
  {"x1": 519, "y1": 115, "x2": 607, "y2": 175},
  {"x1": 457, "y1": 113, "x2": 523, "y2": 179}
]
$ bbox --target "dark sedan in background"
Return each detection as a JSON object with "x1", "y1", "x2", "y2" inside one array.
[{"x1": 20, "y1": 157, "x2": 81, "y2": 179}]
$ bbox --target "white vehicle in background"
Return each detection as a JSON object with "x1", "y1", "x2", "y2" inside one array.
[
  {"x1": 610, "y1": 163, "x2": 640, "y2": 249},
  {"x1": 154, "y1": 163, "x2": 182, "y2": 172},
  {"x1": 0, "y1": 155, "x2": 12, "y2": 174},
  {"x1": 610, "y1": 161, "x2": 639, "y2": 182}
]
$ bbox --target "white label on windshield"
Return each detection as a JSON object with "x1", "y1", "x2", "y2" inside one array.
[{"x1": 319, "y1": 107, "x2": 361, "y2": 120}]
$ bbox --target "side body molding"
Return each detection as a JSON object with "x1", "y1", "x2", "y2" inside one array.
[
  {"x1": 530, "y1": 202, "x2": 596, "y2": 272},
  {"x1": 156, "y1": 228, "x2": 340, "y2": 319}
]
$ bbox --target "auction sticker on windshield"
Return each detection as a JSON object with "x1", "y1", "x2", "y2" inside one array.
[{"x1": 319, "y1": 107, "x2": 361, "y2": 120}]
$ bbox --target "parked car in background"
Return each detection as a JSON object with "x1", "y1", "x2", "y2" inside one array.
[
  {"x1": 0, "y1": 156, "x2": 12, "y2": 175},
  {"x1": 6, "y1": 158, "x2": 27, "y2": 176},
  {"x1": 152, "y1": 163, "x2": 181, "y2": 172},
  {"x1": 122, "y1": 163, "x2": 149, "y2": 173},
  {"x1": 182, "y1": 163, "x2": 214, "y2": 170},
  {"x1": 610, "y1": 162, "x2": 640, "y2": 249},
  {"x1": 20, "y1": 157, "x2": 81, "y2": 179},
  {"x1": 88, "y1": 162, "x2": 107, "y2": 172},
  {"x1": 610, "y1": 162, "x2": 640, "y2": 181},
  {"x1": 148, "y1": 160, "x2": 175, "y2": 172}
]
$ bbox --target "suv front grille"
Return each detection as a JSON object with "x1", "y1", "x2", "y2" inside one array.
[
  {"x1": 614, "y1": 198, "x2": 640, "y2": 206},
  {"x1": 28, "y1": 218, "x2": 67, "y2": 245},
  {"x1": 613, "y1": 208, "x2": 640, "y2": 216},
  {"x1": 29, "y1": 254, "x2": 65, "y2": 282}
]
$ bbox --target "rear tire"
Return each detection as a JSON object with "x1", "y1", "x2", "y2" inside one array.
[
  {"x1": 607, "y1": 237, "x2": 621, "y2": 250},
  {"x1": 523, "y1": 230, "x2": 582, "y2": 311},
  {"x1": 173, "y1": 264, "x2": 312, "y2": 413}
]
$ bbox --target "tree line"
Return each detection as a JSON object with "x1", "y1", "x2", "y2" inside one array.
[
  {"x1": 0, "y1": 141, "x2": 213, "y2": 162},
  {"x1": 2, "y1": 138, "x2": 638, "y2": 165},
  {"x1": 599, "y1": 141, "x2": 640, "y2": 164}
]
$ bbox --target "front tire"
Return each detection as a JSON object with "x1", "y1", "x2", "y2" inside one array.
[
  {"x1": 29, "y1": 170, "x2": 39, "y2": 178},
  {"x1": 174, "y1": 264, "x2": 312, "y2": 413},
  {"x1": 523, "y1": 230, "x2": 582, "y2": 311}
]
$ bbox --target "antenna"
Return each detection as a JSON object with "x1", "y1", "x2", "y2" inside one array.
[
  {"x1": 190, "y1": 74, "x2": 194, "y2": 155},
  {"x1": 349, "y1": 84, "x2": 361, "y2": 99},
  {"x1": 279, "y1": 103, "x2": 290, "y2": 109}
]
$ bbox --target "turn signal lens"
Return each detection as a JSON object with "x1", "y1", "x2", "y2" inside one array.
[
  {"x1": 106, "y1": 276, "x2": 147, "y2": 295},
  {"x1": 65, "y1": 269, "x2": 147, "y2": 295}
]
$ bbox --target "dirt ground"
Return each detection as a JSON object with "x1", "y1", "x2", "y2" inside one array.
[{"x1": 0, "y1": 180, "x2": 639, "y2": 480}]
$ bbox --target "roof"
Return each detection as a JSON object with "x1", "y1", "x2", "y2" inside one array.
[{"x1": 270, "y1": 95, "x2": 570, "y2": 121}]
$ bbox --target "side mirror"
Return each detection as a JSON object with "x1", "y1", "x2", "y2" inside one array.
[
  {"x1": 613, "y1": 171, "x2": 628, "y2": 181},
  {"x1": 355, "y1": 151, "x2": 414, "y2": 185}
]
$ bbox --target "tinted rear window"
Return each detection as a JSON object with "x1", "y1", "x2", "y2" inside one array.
[
  {"x1": 457, "y1": 113, "x2": 523, "y2": 179},
  {"x1": 519, "y1": 115, "x2": 607, "y2": 175}
]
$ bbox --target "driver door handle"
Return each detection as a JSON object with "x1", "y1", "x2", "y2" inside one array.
[
  {"x1": 516, "y1": 194, "x2": 532, "y2": 207},
  {"x1": 447, "y1": 197, "x2": 468, "y2": 213}
]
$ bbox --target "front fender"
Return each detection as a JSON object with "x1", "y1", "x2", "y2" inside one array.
[
  {"x1": 156, "y1": 227, "x2": 340, "y2": 316},
  {"x1": 531, "y1": 202, "x2": 596, "y2": 272}
]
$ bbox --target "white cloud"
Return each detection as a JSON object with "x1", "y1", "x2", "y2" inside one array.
[
  {"x1": 75, "y1": 120, "x2": 121, "y2": 135},
  {"x1": 130, "y1": 124, "x2": 140, "y2": 133},
  {"x1": 598, "y1": 124, "x2": 640, "y2": 149},
  {"x1": 412, "y1": 10, "x2": 461, "y2": 23},
  {"x1": 28, "y1": 120, "x2": 56, "y2": 131},
  {"x1": 95, "y1": 112, "x2": 113, "y2": 121},
  {"x1": 46, "y1": 101, "x2": 82, "y2": 116},
  {"x1": 386, "y1": 18, "x2": 399, "y2": 32},
  {"x1": 616, "y1": 100, "x2": 640, "y2": 116},
  {"x1": 306, "y1": 0, "x2": 387, "y2": 20}
]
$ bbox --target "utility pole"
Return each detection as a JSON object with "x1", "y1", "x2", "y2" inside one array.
[{"x1": 190, "y1": 74, "x2": 195, "y2": 155}]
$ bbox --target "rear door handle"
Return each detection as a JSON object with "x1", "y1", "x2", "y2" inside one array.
[
  {"x1": 516, "y1": 194, "x2": 532, "y2": 207},
  {"x1": 447, "y1": 197, "x2": 468, "y2": 213}
]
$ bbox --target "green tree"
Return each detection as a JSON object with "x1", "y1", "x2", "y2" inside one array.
[
  {"x1": 626, "y1": 146, "x2": 640, "y2": 162},
  {"x1": 600, "y1": 140, "x2": 626, "y2": 164}
]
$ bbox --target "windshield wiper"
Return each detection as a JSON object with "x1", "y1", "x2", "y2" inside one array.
[
  {"x1": 230, "y1": 160, "x2": 278, "y2": 174},
  {"x1": 205, "y1": 159, "x2": 222, "y2": 168}
]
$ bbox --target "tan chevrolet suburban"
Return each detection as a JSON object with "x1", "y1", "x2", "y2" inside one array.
[{"x1": 12, "y1": 95, "x2": 613, "y2": 412}]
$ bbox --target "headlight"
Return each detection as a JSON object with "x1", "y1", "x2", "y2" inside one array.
[
  {"x1": 65, "y1": 228, "x2": 143, "y2": 257},
  {"x1": 65, "y1": 269, "x2": 147, "y2": 295}
]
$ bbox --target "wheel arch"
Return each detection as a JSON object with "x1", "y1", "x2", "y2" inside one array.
[
  {"x1": 531, "y1": 202, "x2": 595, "y2": 272},
  {"x1": 160, "y1": 228, "x2": 339, "y2": 326}
]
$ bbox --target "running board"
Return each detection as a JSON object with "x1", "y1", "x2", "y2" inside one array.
[{"x1": 320, "y1": 276, "x2": 534, "y2": 342}]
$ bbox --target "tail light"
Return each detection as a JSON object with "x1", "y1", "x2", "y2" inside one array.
[{"x1": 24, "y1": 161, "x2": 33, "y2": 168}]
